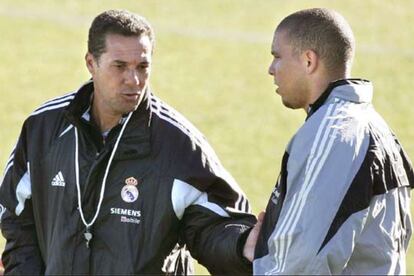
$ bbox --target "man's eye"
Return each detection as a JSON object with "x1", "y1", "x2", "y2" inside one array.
[{"x1": 138, "y1": 65, "x2": 150, "y2": 71}]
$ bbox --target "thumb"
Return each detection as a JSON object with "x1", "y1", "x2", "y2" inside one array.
[
  {"x1": 257, "y1": 211, "x2": 265, "y2": 224},
  {"x1": 250, "y1": 211, "x2": 265, "y2": 237}
]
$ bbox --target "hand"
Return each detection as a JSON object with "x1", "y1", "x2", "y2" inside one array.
[{"x1": 243, "y1": 211, "x2": 265, "y2": 262}]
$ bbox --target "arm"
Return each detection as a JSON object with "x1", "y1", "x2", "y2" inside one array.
[
  {"x1": 170, "y1": 133, "x2": 257, "y2": 274},
  {"x1": 0, "y1": 123, "x2": 44, "y2": 274},
  {"x1": 181, "y1": 202, "x2": 256, "y2": 274},
  {"x1": 1, "y1": 207, "x2": 44, "y2": 275},
  {"x1": 181, "y1": 206, "x2": 263, "y2": 273}
]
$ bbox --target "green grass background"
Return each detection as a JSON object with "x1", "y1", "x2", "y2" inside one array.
[{"x1": 0, "y1": 0, "x2": 413, "y2": 274}]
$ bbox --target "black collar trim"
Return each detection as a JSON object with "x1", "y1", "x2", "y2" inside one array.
[{"x1": 306, "y1": 78, "x2": 369, "y2": 120}]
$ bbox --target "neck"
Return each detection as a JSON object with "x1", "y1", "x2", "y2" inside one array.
[
  {"x1": 91, "y1": 101, "x2": 122, "y2": 133},
  {"x1": 306, "y1": 70, "x2": 349, "y2": 111},
  {"x1": 304, "y1": 78, "x2": 330, "y2": 111}
]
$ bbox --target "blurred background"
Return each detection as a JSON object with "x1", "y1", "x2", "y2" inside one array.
[{"x1": 0, "y1": 0, "x2": 413, "y2": 274}]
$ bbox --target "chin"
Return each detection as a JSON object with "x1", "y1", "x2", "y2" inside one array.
[
  {"x1": 282, "y1": 100, "x2": 301, "y2": 110},
  {"x1": 118, "y1": 104, "x2": 138, "y2": 115}
]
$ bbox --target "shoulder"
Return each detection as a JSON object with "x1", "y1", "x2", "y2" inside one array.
[
  {"x1": 149, "y1": 95, "x2": 211, "y2": 148},
  {"x1": 28, "y1": 79, "x2": 93, "y2": 121},
  {"x1": 290, "y1": 99, "x2": 372, "y2": 164},
  {"x1": 17, "y1": 91, "x2": 76, "y2": 149},
  {"x1": 22, "y1": 91, "x2": 75, "y2": 135},
  {"x1": 30, "y1": 92, "x2": 75, "y2": 118},
  {"x1": 306, "y1": 99, "x2": 370, "y2": 144},
  {"x1": 149, "y1": 94, "x2": 222, "y2": 167}
]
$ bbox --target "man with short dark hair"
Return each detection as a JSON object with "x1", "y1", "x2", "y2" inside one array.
[
  {"x1": 254, "y1": 8, "x2": 414, "y2": 274},
  {"x1": 0, "y1": 9, "x2": 258, "y2": 274}
]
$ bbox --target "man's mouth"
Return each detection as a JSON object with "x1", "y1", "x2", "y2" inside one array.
[{"x1": 122, "y1": 92, "x2": 140, "y2": 101}]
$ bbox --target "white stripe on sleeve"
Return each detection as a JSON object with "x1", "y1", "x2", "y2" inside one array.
[
  {"x1": 171, "y1": 178, "x2": 230, "y2": 220},
  {"x1": 31, "y1": 101, "x2": 71, "y2": 116},
  {"x1": 15, "y1": 169, "x2": 32, "y2": 216}
]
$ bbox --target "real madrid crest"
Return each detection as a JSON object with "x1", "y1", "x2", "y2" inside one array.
[{"x1": 121, "y1": 177, "x2": 139, "y2": 203}]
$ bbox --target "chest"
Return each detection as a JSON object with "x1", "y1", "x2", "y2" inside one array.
[{"x1": 29, "y1": 129, "x2": 176, "y2": 229}]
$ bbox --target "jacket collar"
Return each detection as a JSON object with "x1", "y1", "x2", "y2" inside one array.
[
  {"x1": 307, "y1": 78, "x2": 372, "y2": 119},
  {"x1": 64, "y1": 79, "x2": 94, "y2": 126}
]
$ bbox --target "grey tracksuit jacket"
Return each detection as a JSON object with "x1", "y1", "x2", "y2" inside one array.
[{"x1": 254, "y1": 79, "x2": 414, "y2": 275}]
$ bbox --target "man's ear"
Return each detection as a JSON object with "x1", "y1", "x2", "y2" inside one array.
[
  {"x1": 85, "y1": 52, "x2": 96, "y2": 74},
  {"x1": 302, "y1": 49, "x2": 319, "y2": 74}
]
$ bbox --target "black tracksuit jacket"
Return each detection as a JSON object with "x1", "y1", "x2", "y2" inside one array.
[{"x1": 0, "y1": 80, "x2": 256, "y2": 274}]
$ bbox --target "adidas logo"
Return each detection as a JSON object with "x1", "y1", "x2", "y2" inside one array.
[{"x1": 51, "y1": 171, "x2": 66, "y2": 187}]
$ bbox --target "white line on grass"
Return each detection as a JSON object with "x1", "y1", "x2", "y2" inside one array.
[{"x1": 0, "y1": 5, "x2": 413, "y2": 56}]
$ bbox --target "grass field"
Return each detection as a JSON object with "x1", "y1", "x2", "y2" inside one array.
[{"x1": 0, "y1": 0, "x2": 413, "y2": 274}]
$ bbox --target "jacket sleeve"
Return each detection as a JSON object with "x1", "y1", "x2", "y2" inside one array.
[
  {"x1": 170, "y1": 132, "x2": 256, "y2": 274},
  {"x1": 181, "y1": 205, "x2": 256, "y2": 274},
  {"x1": 258, "y1": 119, "x2": 373, "y2": 275},
  {"x1": 0, "y1": 122, "x2": 44, "y2": 274}
]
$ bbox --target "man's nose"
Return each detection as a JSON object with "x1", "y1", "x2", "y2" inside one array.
[
  {"x1": 268, "y1": 62, "x2": 274, "y2": 76},
  {"x1": 125, "y1": 69, "x2": 140, "y2": 86}
]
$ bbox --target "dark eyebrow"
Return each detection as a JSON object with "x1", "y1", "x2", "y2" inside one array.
[{"x1": 113, "y1": 60, "x2": 127, "y2": 65}]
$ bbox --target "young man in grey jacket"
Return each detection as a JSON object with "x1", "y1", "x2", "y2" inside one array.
[{"x1": 253, "y1": 8, "x2": 414, "y2": 274}]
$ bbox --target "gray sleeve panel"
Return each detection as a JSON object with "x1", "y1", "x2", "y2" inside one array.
[
  {"x1": 307, "y1": 207, "x2": 370, "y2": 274},
  {"x1": 342, "y1": 187, "x2": 412, "y2": 275},
  {"x1": 254, "y1": 100, "x2": 372, "y2": 274},
  {"x1": 307, "y1": 187, "x2": 412, "y2": 275}
]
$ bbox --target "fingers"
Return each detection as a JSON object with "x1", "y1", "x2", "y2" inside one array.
[
  {"x1": 251, "y1": 211, "x2": 264, "y2": 236},
  {"x1": 242, "y1": 211, "x2": 266, "y2": 262},
  {"x1": 257, "y1": 211, "x2": 265, "y2": 222}
]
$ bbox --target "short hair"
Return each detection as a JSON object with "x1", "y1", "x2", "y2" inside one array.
[
  {"x1": 88, "y1": 9, "x2": 155, "y2": 61},
  {"x1": 277, "y1": 8, "x2": 355, "y2": 73}
]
